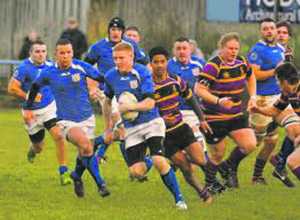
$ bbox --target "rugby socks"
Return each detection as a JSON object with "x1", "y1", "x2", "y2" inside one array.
[
  {"x1": 291, "y1": 166, "x2": 300, "y2": 180},
  {"x1": 144, "y1": 155, "x2": 153, "y2": 172},
  {"x1": 59, "y1": 165, "x2": 68, "y2": 175},
  {"x1": 276, "y1": 137, "x2": 294, "y2": 171},
  {"x1": 204, "y1": 160, "x2": 218, "y2": 185},
  {"x1": 220, "y1": 147, "x2": 247, "y2": 173},
  {"x1": 82, "y1": 155, "x2": 105, "y2": 187},
  {"x1": 253, "y1": 158, "x2": 267, "y2": 177},
  {"x1": 161, "y1": 168, "x2": 184, "y2": 203},
  {"x1": 72, "y1": 156, "x2": 86, "y2": 179},
  {"x1": 94, "y1": 134, "x2": 109, "y2": 154}
]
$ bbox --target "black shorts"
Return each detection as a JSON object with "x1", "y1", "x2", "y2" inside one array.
[
  {"x1": 204, "y1": 115, "x2": 249, "y2": 145},
  {"x1": 125, "y1": 137, "x2": 164, "y2": 167},
  {"x1": 164, "y1": 123, "x2": 196, "y2": 158}
]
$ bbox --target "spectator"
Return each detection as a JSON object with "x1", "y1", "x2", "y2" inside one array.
[{"x1": 59, "y1": 17, "x2": 88, "y2": 59}]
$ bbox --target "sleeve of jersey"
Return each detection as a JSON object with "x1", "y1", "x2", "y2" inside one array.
[
  {"x1": 84, "y1": 45, "x2": 99, "y2": 64},
  {"x1": 273, "y1": 94, "x2": 289, "y2": 111},
  {"x1": 13, "y1": 66, "x2": 25, "y2": 82},
  {"x1": 134, "y1": 44, "x2": 149, "y2": 65},
  {"x1": 197, "y1": 62, "x2": 218, "y2": 88},
  {"x1": 140, "y1": 69, "x2": 155, "y2": 99},
  {"x1": 103, "y1": 76, "x2": 114, "y2": 99},
  {"x1": 247, "y1": 48, "x2": 263, "y2": 66}
]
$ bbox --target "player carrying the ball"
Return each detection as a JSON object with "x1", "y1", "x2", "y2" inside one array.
[{"x1": 103, "y1": 42, "x2": 187, "y2": 210}]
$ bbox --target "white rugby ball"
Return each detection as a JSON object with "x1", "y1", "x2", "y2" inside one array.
[{"x1": 118, "y1": 91, "x2": 139, "y2": 121}]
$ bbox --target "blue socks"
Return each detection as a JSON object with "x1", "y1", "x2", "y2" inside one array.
[
  {"x1": 144, "y1": 155, "x2": 153, "y2": 171},
  {"x1": 161, "y1": 168, "x2": 184, "y2": 203},
  {"x1": 82, "y1": 155, "x2": 105, "y2": 187},
  {"x1": 59, "y1": 165, "x2": 68, "y2": 175},
  {"x1": 94, "y1": 135, "x2": 110, "y2": 157}
]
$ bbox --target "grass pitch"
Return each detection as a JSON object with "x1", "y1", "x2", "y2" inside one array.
[{"x1": 0, "y1": 109, "x2": 299, "y2": 220}]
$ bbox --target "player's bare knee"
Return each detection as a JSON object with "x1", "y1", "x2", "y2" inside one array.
[
  {"x1": 264, "y1": 132, "x2": 278, "y2": 148},
  {"x1": 287, "y1": 155, "x2": 297, "y2": 170}
]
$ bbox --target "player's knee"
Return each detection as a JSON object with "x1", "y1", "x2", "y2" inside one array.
[
  {"x1": 240, "y1": 139, "x2": 257, "y2": 154},
  {"x1": 52, "y1": 132, "x2": 64, "y2": 143},
  {"x1": 287, "y1": 154, "x2": 298, "y2": 170},
  {"x1": 129, "y1": 165, "x2": 146, "y2": 178},
  {"x1": 252, "y1": 124, "x2": 267, "y2": 145},
  {"x1": 78, "y1": 138, "x2": 93, "y2": 155},
  {"x1": 210, "y1": 152, "x2": 224, "y2": 164},
  {"x1": 264, "y1": 132, "x2": 278, "y2": 147}
]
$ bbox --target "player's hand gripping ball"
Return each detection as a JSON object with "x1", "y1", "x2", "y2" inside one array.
[{"x1": 118, "y1": 91, "x2": 139, "y2": 121}]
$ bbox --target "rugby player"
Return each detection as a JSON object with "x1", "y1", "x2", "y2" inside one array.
[
  {"x1": 150, "y1": 46, "x2": 212, "y2": 203},
  {"x1": 103, "y1": 42, "x2": 187, "y2": 210},
  {"x1": 250, "y1": 62, "x2": 300, "y2": 182},
  {"x1": 195, "y1": 32, "x2": 257, "y2": 189},
  {"x1": 7, "y1": 40, "x2": 71, "y2": 185},
  {"x1": 26, "y1": 39, "x2": 109, "y2": 198},
  {"x1": 84, "y1": 17, "x2": 150, "y2": 170},
  {"x1": 248, "y1": 18, "x2": 285, "y2": 184}
]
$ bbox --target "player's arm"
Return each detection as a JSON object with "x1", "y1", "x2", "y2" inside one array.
[
  {"x1": 7, "y1": 78, "x2": 27, "y2": 100},
  {"x1": 250, "y1": 64, "x2": 276, "y2": 81},
  {"x1": 103, "y1": 97, "x2": 113, "y2": 130},
  {"x1": 194, "y1": 70, "x2": 221, "y2": 107},
  {"x1": 177, "y1": 75, "x2": 205, "y2": 122},
  {"x1": 245, "y1": 63, "x2": 257, "y2": 111},
  {"x1": 251, "y1": 95, "x2": 286, "y2": 117}
]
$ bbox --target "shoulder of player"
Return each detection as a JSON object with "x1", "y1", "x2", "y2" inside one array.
[
  {"x1": 89, "y1": 38, "x2": 107, "y2": 50},
  {"x1": 205, "y1": 56, "x2": 221, "y2": 69},
  {"x1": 190, "y1": 56, "x2": 205, "y2": 68},
  {"x1": 104, "y1": 67, "x2": 118, "y2": 81}
]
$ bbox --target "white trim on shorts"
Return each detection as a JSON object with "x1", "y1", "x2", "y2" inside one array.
[
  {"x1": 124, "y1": 117, "x2": 166, "y2": 149},
  {"x1": 22, "y1": 101, "x2": 57, "y2": 135},
  {"x1": 57, "y1": 114, "x2": 96, "y2": 140}
]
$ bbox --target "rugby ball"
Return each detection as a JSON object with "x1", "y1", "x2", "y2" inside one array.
[{"x1": 118, "y1": 91, "x2": 139, "y2": 121}]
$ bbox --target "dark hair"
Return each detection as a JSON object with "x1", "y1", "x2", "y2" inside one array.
[
  {"x1": 260, "y1": 17, "x2": 275, "y2": 25},
  {"x1": 108, "y1": 17, "x2": 125, "y2": 31},
  {"x1": 275, "y1": 62, "x2": 299, "y2": 84},
  {"x1": 276, "y1": 21, "x2": 293, "y2": 37},
  {"x1": 56, "y1": 38, "x2": 72, "y2": 46},
  {"x1": 125, "y1": 26, "x2": 140, "y2": 34},
  {"x1": 149, "y1": 46, "x2": 169, "y2": 61},
  {"x1": 30, "y1": 39, "x2": 46, "y2": 51},
  {"x1": 175, "y1": 37, "x2": 190, "y2": 43}
]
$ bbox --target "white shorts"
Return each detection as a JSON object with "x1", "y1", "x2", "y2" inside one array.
[
  {"x1": 250, "y1": 94, "x2": 281, "y2": 128},
  {"x1": 57, "y1": 115, "x2": 96, "y2": 140},
  {"x1": 181, "y1": 110, "x2": 205, "y2": 142},
  {"x1": 124, "y1": 117, "x2": 166, "y2": 149},
  {"x1": 22, "y1": 101, "x2": 57, "y2": 135}
]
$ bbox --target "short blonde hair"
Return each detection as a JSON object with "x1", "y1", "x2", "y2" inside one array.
[
  {"x1": 113, "y1": 42, "x2": 133, "y2": 53},
  {"x1": 218, "y1": 32, "x2": 240, "y2": 49}
]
